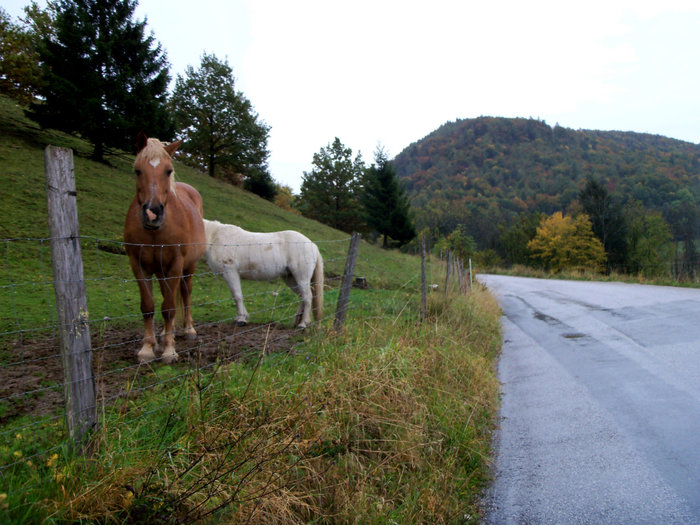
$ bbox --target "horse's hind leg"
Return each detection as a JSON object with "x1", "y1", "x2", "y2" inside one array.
[{"x1": 285, "y1": 276, "x2": 312, "y2": 328}]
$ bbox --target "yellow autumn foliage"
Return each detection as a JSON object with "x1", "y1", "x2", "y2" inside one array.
[{"x1": 528, "y1": 212, "x2": 606, "y2": 272}]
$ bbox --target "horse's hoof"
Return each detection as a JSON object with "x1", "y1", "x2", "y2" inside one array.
[
  {"x1": 236, "y1": 321, "x2": 248, "y2": 327},
  {"x1": 137, "y1": 346, "x2": 157, "y2": 363},
  {"x1": 161, "y1": 352, "x2": 179, "y2": 365},
  {"x1": 184, "y1": 328, "x2": 197, "y2": 340}
]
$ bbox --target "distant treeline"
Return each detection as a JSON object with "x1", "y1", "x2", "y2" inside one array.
[
  {"x1": 396, "y1": 117, "x2": 700, "y2": 241},
  {"x1": 394, "y1": 117, "x2": 700, "y2": 276}
]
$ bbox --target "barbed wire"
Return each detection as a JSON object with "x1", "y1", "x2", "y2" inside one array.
[
  {"x1": 0, "y1": 231, "x2": 463, "y2": 521},
  {"x1": 0, "y1": 232, "x2": 357, "y2": 483}
]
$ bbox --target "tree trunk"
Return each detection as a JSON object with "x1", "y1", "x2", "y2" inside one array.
[
  {"x1": 92, "y1": 140, "x2": 104, "y2": 162},
  {"x1": 208, "y1": 154, "x2": 215, "y2": 177}
]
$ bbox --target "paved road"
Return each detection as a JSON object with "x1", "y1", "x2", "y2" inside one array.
[{"x1": 479, "y1": 275, "x2": 700, "y2": 525}]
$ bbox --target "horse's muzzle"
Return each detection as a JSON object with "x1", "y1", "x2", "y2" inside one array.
[{"x1": 141, "y1": 203, "x2": 165, "y2": 230}]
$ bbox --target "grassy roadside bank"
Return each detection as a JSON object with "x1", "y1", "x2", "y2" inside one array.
[
  {"x1": 3, "y1": 284, "x2": 501, "y2": 524},
  {"x1": 487, "y1": 264, "x2": 700, "y2": 288},
  {"x1": 0, "y1": 94, "x2": 503, "y2": 523}
]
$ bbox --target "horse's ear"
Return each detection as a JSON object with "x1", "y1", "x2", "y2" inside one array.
[
  {"x1": 164, "y1": 139, "x2": 184, "y2": 157},
  {"x1": 136, "y1": 131, "x2": 148, "y2": 153}
]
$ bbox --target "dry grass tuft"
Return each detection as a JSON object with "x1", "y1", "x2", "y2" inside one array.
[{"x1": 45, "y1": 286, "x2": 501, "y2": 524}]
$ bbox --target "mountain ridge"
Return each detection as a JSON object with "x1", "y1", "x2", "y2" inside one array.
[{"x1": 393, "y1": 116, "x2": 700, "y2": 247}]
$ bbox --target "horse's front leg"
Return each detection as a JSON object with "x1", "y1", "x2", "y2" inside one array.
[
  {"x1": 180, "y1": 265, "x2": 197, "y2": 340},
  {"x1": 158, "y1": 273, "x2": 180, "y2": 364},
  {"x1": 130, "y1": 261, "x2": 157, "y2": 363},
  {"x1": 223, "y1": 269, "x2": 249, "y2": 326}
]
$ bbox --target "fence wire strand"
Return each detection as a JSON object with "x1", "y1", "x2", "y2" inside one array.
[{"x1": 0, "y1": 233, "x2": 356, "y2": 486}]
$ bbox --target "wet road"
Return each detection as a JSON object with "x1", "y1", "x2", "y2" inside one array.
[{"x1": 479, "y1": 275, "x2": 700, "y2": 525}]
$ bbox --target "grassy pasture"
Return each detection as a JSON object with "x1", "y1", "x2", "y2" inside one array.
[{"x1": 0, "y1": 94, "x2": 501, "y2": 523}]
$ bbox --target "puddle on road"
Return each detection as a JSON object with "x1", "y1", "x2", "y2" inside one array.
[{"x1": 534, "y1": 311, "x2": 559, "y2": 325}]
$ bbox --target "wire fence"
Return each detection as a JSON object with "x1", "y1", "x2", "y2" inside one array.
[
  {"x1": 0, "y1": 147, "x2": 373, "y2": 515},
  {"x1": 0, "y1": 231, "x2": 357, "y2": 466},
  {"x1": 0, "y1": 147, "x2": 466, "y2": 519}
]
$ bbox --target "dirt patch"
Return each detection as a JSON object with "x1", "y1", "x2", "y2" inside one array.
[{"x1": 0, "y1": 322, "x2": 301, "y2": 424}]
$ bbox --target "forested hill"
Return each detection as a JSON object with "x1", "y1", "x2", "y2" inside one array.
[{"x1": 393, "y1": 117, "x2": 700, "y2": 247}]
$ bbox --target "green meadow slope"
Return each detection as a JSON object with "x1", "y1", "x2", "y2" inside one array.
[
  {"x1": 0, "y1": 93, "x2": 415, "y2": 275},
  {"x1": 0, "y1": 94, "x2": 423, "y2": 333},
  {"x1": 0, "y1": 94, "x2": 502, "y2": 524}
]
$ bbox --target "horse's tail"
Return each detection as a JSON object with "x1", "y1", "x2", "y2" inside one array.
[{"x1": 311, "y1": 249, "x2": 324, "y2": 322}]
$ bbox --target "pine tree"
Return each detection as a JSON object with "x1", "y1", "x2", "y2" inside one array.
[
  {"x1": 578, "y1": 178, "x2": 627, "y2": 270},
  {"x1": 27, "y1": 0, "x2": 173, "y2": 161},
  {"x1": 298, "y1": 138, "x2": 365, "y2": 233},
  {"x1": 361, "y1": 148, "x2": 416, "y2": 247},
  {"x1": 666, "y1": 189, "x2": 700, "y2": 279},
  {"x1": 170, "y1": 53, "x2": 274, "y2": 199}
]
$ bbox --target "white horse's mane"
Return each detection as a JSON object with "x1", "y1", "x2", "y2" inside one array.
[{"x1": 203, "y1": 219, "x2": 242, "y2": 246}]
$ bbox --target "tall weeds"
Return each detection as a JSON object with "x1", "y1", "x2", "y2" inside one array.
[{"x1": 15, "y1": 285, "x2": 501, "y2": 524}]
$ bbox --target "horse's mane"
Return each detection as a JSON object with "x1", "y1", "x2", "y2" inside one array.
[{"x1": 134, "y1": 138, "x2": 177, "y2": 193}]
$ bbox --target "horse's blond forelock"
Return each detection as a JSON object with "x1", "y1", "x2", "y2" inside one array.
[{"x1": 134, "y1": 138, "x2": 177, "y2": 194}]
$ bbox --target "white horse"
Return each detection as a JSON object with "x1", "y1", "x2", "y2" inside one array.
[{"x1": 203, "y1": 219, "x2": 324, "y2": 328}]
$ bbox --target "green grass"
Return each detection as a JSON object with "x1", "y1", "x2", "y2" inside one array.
[
  {"x1": 486, "y1": 263, "x2": 700, "y2": 288},
  {"x1": 0, "y1": 94, "x2": 502, "y2": 523},
  {"x1": 0, "y1": 93, "x2": 423, "y2": 335}
]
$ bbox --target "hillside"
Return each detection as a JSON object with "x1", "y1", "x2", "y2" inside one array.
[
  {"x1": 394, "y1": 117, "x2": 700, "y2": 247},
  {"x1": 0, "y1": 95, "x2": 505, "y2": 524},
  {"x1": 0, "y1": 93, "x2": 429, "y2": 339},
  {"x1": 0, "y1": 94, "x2": 331, "y2": 241},
  {"x1": 0, "y1": 94, "x2": 420, "y2": 288}
]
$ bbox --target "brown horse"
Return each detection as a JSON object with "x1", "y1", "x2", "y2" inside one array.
[{"x1": 124, "y1": 133, "x2": 205, "y2": 364}]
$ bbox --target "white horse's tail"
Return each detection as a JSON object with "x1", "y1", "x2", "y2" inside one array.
[{"x1": 312, "y1": 250, "x2": 324, "y2": 322}]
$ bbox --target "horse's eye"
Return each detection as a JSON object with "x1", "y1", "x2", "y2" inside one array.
[
  {"x1": 166, "y1": 169, "x2": 173, "y2": 176},
  {"x1": 135, "y1": 169, "x2": 141, "y2": 176}
]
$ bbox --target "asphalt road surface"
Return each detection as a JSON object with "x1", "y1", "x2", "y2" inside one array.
[{"x1": 478, "y1": 275, "x2": 700, "y2": 525}]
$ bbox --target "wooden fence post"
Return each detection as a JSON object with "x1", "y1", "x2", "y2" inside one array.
[
  {"x1": 421, "y1": 237, "x2": 427, "y2": 321},
  {"x1": 334, "y1": 233, "x2": 361, "y2": 331},
  {"x1": 444, "y1": 250, "x2": 452, "y2": 296},
  {"x1": 468, "y1": 258, "x2": 473, "y2": 292},
  {"x1": 45, "y1": 146, "x2": 96, "y2": 448}
]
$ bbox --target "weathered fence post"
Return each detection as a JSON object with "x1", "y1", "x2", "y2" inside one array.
[
  {"x1": 45, "y1": 146, "x2": 96, "y2": 448},
  {"x1": 456, "y1": 258, "x2": 464, "y2": 294},
  {"x1": 421, "y1": 237, "x2": 427, "y2": 321},
  {"x1": 444, "y1": 250, "x2": 452, "y2": 296},
  {"x1": 468, "y1": 258, "x2": 473, "y2": 292},
  {"x1": 334, "y1": 233, "x2": 361, "y2": 331}
]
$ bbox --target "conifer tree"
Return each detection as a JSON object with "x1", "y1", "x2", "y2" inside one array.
[
  {"x1": 28, "y1": 0, "x2": 173, "y2": 161},
  {"x1": 361, "y1": 148, "x2": 416, "y2": 247},
  {"x1": 298, "y1": 138, "x2": 366, "y2": 233},
  {"x1": 578, "y1": 178, "x2": 627, "y2": 270}
]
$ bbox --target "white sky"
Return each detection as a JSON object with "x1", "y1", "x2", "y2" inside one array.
[{"x1": 5, "y1": 0, "x2": 700, "y2": 192}]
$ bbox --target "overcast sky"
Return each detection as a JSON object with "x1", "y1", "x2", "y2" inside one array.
[{"x1": 6, "y1": 0, "x2": 700, "y2": 192}]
